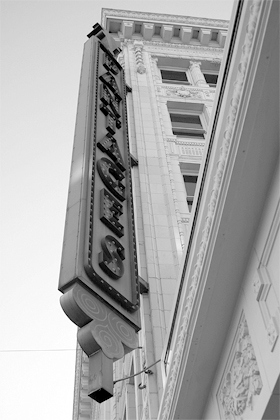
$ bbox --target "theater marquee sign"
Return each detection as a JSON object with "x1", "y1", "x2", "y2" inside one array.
[{"x1": 58, "y1": 24, "x2": 140, "y2": 403}]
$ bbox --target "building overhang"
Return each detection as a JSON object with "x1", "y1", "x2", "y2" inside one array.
[{"x1": 158, "y1": 0, "x2": 279, "y2": 419}]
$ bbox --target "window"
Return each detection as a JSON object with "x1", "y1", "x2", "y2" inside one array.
[
  {"x1": 161, "y1": 70, "x2": 189, "y2": 85},
  {"x1": 203, "y1": 73, "x2": 218, "y2": 87},
  {"x1": 180, "y1": 163, "x2": 200, "y2": 213},
  {"x1": 183, "y1": 175, "x2": 198, "y2": 212},
  {"x1": 170, "y1": 113, "x2": 205, "y2": 138}
]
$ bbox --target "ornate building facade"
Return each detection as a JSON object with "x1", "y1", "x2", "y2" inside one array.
[{"x1": 71, "y1": 2, "x2": 279, "y2": 419}]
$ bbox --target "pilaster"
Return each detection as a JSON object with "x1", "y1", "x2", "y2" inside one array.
[{"x1": 189, "y1": 60, "x2": 209, "y2": 86}]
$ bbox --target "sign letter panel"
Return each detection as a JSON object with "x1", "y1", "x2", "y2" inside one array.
[{"x1": 59, "y1": 34, "x2": 140, "y2": 332}]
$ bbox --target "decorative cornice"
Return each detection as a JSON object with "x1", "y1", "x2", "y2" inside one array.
[
  {"x1": 101, "y1": 9, "x2": 229, "y2": 29},
  {"x1": 160, "y1": 1, "x2": 262, "y2": 419}
]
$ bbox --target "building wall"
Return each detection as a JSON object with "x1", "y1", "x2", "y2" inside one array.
[
  {"x1": 156, "y1": 1, "x2": 279, "y2": 419},
  {"x1": 203, "y1": 160, "x2": 280, "y2": 419}
]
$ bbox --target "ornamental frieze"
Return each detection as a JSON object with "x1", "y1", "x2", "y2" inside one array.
[
  {"x1": 126, "y1": 39, "x2": 224, "y2": 60},
  {"x1": 165, "y1": 137, "x2": 204, "y2": 159},
  {"x1": 166, "y1": 137, "x2": 204, "y2": 147},
  {"x1": 157, "y1": 85, "x2": 216, "y2": 100},
  {"x1": 218, "y1": 316, "x2": 263, "y2": 420}
]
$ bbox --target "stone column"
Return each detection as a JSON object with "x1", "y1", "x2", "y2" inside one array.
[{"x1": 189, "y1": 61, "x2": 209, "y2": 86}]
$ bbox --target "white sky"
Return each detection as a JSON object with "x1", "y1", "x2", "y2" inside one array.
[{"x1": 0, "y1": 1, "x2": 234, "y2": 419}]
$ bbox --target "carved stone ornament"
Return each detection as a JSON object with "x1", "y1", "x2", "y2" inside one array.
[
  {"x1": 125, "y1": 39, "x2": 224, "y2": 63},
  {"x1": 267, "y1": 316, "x2": 279, "y2": 351},
  {"x1": 177, "y1": 89, "x2": 194, "y2": 98},
  {"x1": 253, "y1": 205, "x2": 280, "y2": 352},
  {"x1": 144, "y1": 401, "x2": 149, "y2": 420},
  {"x1": 159, "y1": 2, "x2": 262, "y2": 419},
  {"x1": 117, "y1": 52, "x2": 125, "y2": 71},
  {"x1": 218, "y1": 318, "x2": 263, "y2": 420},
  {"x1": 174, "y1": 87, "x2": 202, "y2": 98},
  {"x1": 252, "y1": 275, "x2": 263, "y2": 301},
  {"x1": 134, "y1": 41, "x2": 146, "y2": 74},
  {"x1": 159, "y1": 85, "x2": 215, "y2": 100},
  {"x1": 144, "y1": 42, "x2": 224, "y2": 61}
]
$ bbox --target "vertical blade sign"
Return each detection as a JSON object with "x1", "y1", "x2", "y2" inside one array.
[{"x1": 59, "y1": 27, "x2": 140, "y2": 344}]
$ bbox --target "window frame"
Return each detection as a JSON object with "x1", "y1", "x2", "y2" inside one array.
[
  {"x1": 183, "y1": 175, "x2": 198, "y2": 212},
  {"x1": 202, "y1": 71, "x2": 219, "y2": 87},
  {"x1": 160, "y1": 66, "x2": 191, "y2": 85},
  {"x1": 168, "y1": 109, "x2": 207, "y2": 139},
  {"x1": 180, "y1": 162, "x2": 200, "y2": 213}
]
